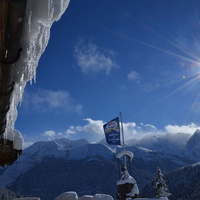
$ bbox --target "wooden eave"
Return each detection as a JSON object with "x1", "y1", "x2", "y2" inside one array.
[{"x1": 0, "y1": 0, "x2": 27, "y2": 135}]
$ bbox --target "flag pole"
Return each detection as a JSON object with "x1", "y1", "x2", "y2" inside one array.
[{"x1": 120, "y1": 112, "x2": 126, "y2": 168}]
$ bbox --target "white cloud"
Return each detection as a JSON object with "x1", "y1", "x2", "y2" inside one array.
[
  {"x1": 74, "y1": 38, "x2": 118, "y2": 75},
  {"x1": 82, "y1": 118, "x2": 105, "y2": 134},
  {"x1": 122, "y1": 122, "x2": 137, "y2": 138},
  {"x1": 64, "y1": 119, "x2": 159, "y2": 140},
  {"x1": 66, "y1": 126, "x2": 76, "y2": 135},
  {"x1": 23, "y1": 89, "x2": 82, "y2": 113},
  {"x1": 165, "y1": 123, "x2": 199, "y2": 134},
  {"x1": 66, "y1": 118, "x2": 105, "y2": 137},
  {"x1": 23, "y1": 120, "x2": 200, "y2": 146},
  {"x1": 127, "y1": 70, "x2": 140, "y2": 82},
  {"x1": 43, "y1": 130, "x2": 56, "y2": 137},
  {"x1": 140, "y1": 123, "x2": 157, "y2": 129}
]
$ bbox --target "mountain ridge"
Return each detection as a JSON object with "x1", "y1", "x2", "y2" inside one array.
[{"x1": 0, "y1": 130, "x2": 198, "y2": 200}]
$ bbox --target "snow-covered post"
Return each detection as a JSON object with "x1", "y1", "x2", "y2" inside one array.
[
  {"x1": 155, "y1": 167, "x2": 171, "y2": 198},
  {"x1": 117, "y1": 151, "x2": 139, "y2": 199}
]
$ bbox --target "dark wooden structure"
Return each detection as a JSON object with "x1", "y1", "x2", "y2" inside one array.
[{"x1": 0, "y1": 0, "x2": 27, "y2": 167}]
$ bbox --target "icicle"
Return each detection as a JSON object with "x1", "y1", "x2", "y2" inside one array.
[
  {"x1": 28, "y1": 9, "x2": 32, "y2": 33},
  {"x1": 5, "y1": 49, "x2": 8, "y2": 58},
  {"x1": 19, "y1": 85, "x2": 23, "y2": 107},
  {"x1": 33, "y1": 68, "x2": 36, "y2": 83},
  {"x1": 4, "y1": 128, "x2": 7, "y2": 144},
  {"x1": 48, "y1": 0, "x2": 51, "y2": 17}
]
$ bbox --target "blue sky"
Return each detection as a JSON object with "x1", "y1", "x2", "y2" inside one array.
[{"x1": 15, "y1": 0, "x2": 200, "y2": 146}]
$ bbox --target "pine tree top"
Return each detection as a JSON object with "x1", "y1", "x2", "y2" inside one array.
[{"x1": 154, "y1": 167, "x2": 171, "y2": 198}]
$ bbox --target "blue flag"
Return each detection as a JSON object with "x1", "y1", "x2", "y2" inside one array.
[{"x1": 103, "y1": 117, "x2": 121, "y2": 145}]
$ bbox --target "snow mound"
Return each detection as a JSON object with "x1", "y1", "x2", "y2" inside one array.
[
  {"x1": 56, "y1": 192, "x2": 78, "y2": 200},
  {"x1": 78, "y1": 195, "x2": 93, "y2": 200},
  {"x1": 4, "y1": 129, "x2": 23, "y2": 150},
  {"x1": 92, "y1": 194, "x2": 113, "y2": 200},
  {"x1": 55, "y1": 192, "x2": 114, "y2": 200}
]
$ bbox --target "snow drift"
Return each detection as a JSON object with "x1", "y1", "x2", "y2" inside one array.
[{"x1": 55, "y1": 192, "x2": 114, "y2": 200}]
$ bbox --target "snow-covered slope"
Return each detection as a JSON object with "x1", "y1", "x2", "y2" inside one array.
[
  {"x1": 185, "y1": 129, "x2": 200, "y2": 160},
  {"x1": 125, "y1": 138, "x2": 140, "y2": 147},
  {"x1": 0, "y1": 138, "x2": 89, "y2": 187},
  {"x1": 6, "y1": 139, "x2": 119, "y2": 200},
  {"x1": 138, "y1": 132, "x2": 190, "y2": 156},
  {"x1": 68, "y1": 144, "x2": 115, "y2": 160},
  {"x1": 141, "y1": 162, "x2": 200, "y2": 200}
]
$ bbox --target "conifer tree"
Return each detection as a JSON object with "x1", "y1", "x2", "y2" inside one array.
[{"x1": 155, "y1": 167, "x2": 171, "y2": 198}]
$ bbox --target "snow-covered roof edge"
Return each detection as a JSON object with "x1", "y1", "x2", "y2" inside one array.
[{"x1": 5, "y1": 0, "x2": 71, "y2": 136}]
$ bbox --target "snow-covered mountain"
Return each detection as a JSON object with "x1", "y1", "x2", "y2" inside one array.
[
  {"x1": 5, "y1": 139, "x2": 120, "y2": 200},
  {"x1": 137, "y1": 132, "x2": 190, "y2": 156},
  {"x1": 0, "y1": 132, "x2": 196, "y2": 200},
  {"x1": 184, "y1": 129, "x2": 200, "y2": 160},
  {"x1": 0, "y1": 138, "x2": 89, "y2": 187}
]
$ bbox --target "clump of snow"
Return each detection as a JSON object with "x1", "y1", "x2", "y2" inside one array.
[
  {"x1": 56, "y1": 192, "x2": 78, "y2": 200},
  {"x1": 117, "y1": 169, "x2": 137, "y2": 185},
  {"x1": 92, "y1": 194, "x2": 113, "y2": 200},
  {"x1": 55, "y1": 192, "x2": 114, "y2": 200},
  {"x1": 78, "y1": 195, "x2": 93, "y2": 200},
  {"x1": 126, "y1": 184, "x2": 140, "y2": 198},
  {"x1": 117, "y1": 169, "x2": 139, "y2": 198},
  {"x1": 3, "y1": 129, "x2": 23, "y2": 150},
  {"x1": 5, "y1": 0, "x2": 70, "y2": 138}
]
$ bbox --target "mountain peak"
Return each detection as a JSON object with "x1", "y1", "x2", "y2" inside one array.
[
  {"x1": 194, "y1": 129, "x2": 200, "y2": 135},
  {"x1": 187, "y1": 129, "x2": 200, "y2": 144},
  {"x1": 185, "y1": 129, "x2": 200, "y2": 159}
]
